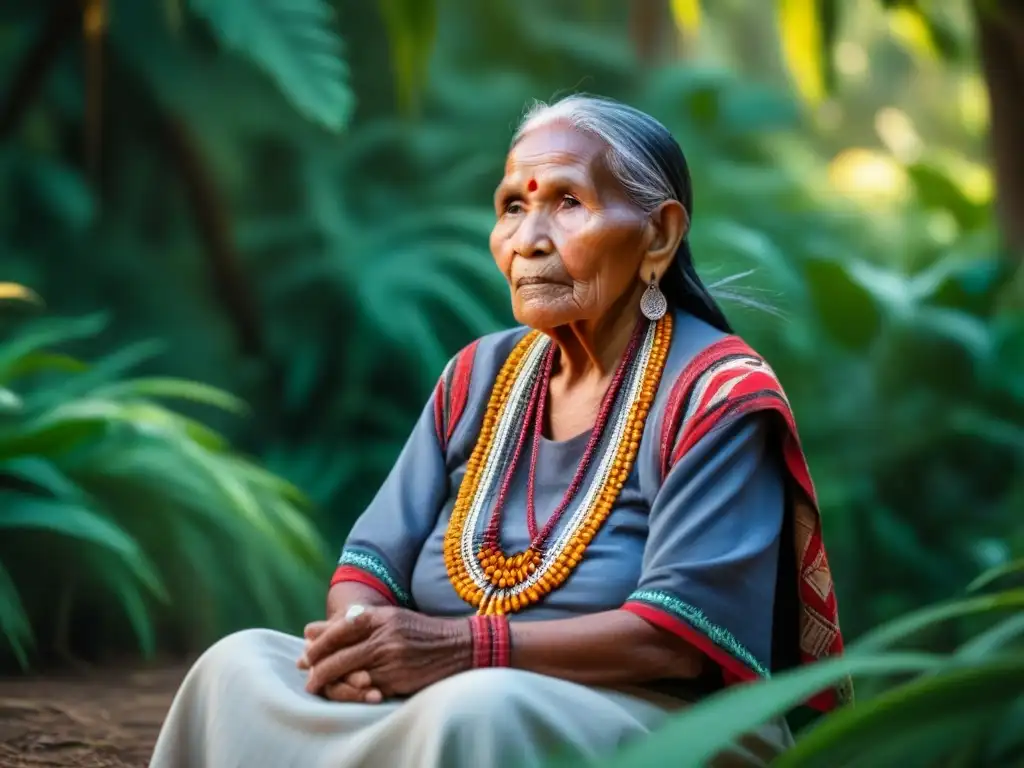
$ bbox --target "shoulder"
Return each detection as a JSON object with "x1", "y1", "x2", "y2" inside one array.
[
  {"x1": 436, "y1": 326, "x2": 532, "y2": 400},
  {"x1": 655, "y1": 310, "x2": 791, "y2": 480},
  {"x1": 442, "y1": 326, "x2": 533, "y2": 379},
  {"x1": 433, "y1": 326, "x2": 531, "y2": 450}
]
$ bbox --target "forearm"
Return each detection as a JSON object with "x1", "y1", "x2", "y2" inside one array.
[
  {"x1": 508, "y1": 609, "x2": 703, "y2": 686},
  {"x1": 326, "y1": 582, "x2": 394, "y2": 621}
]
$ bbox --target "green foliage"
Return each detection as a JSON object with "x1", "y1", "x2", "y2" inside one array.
[
  {"x1": 376, "y1": 0, "x2": 438, "y2": 114},
  {"x1": 0, "y1": 0, "x2": 1020, "y2": 712},
  {"x1": 0, "y1": 1, "x2": 1021, "y2": 762},
  {"x1": 673, "y1": 0, "x2": 973, "y2": 107},
  {"x1": 0, "y1": 299, "x2": 328, "y2": 668},
  {"x1": 576, "y1": 564, "x2": 1024, "y2": 767},
  {"x1": 188, "y1": 0, "x2": 353, "y2": 131}
]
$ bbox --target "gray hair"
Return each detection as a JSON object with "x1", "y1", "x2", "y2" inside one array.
[
  {"x1": 513, "y1": 95, "x2": 681, "y2": 214},
  {"x1": 510, "y1": 94, "x2": 735, "y2": 333}
]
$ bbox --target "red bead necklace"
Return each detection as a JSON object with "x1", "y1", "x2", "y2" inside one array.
[{"x1": 481, "y1": 320, "x2": 645, "y2": 553}]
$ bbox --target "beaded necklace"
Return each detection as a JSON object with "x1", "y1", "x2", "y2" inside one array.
[{"x1": 443, "y1": 314, "x2": 672, "y2": 615}]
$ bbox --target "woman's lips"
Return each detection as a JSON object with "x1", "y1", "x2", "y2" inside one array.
[{"x1": 516, "y1": 276, "x2": 570, "y2": 288}]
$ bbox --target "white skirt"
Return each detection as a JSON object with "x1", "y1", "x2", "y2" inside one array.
[{"x1": 149, "y1": 628, "x2": 791, "y2": 767}]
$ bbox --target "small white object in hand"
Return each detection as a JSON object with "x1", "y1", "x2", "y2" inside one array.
[{"x1": 345, "y1": 604, "x2": 366, "y2": 622}]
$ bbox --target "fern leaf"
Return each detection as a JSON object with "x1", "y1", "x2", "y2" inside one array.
[{"x1": 189, "y1": 0, "x2": 353, "y2": 131}]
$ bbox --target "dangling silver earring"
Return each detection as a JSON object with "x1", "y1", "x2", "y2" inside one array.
[{"x1": 640, "y1": 272, "x2": 667, "y2": 321}]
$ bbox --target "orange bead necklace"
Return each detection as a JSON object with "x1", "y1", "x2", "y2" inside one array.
[{"x1": 443, "y1": 314, "x2": 672, "y2": 615}]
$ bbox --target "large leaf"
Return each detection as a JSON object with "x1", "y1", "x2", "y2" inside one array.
[
  {"x1": 967, "y1": 560, "x2": 1024, "y2": 593},
  {"x1": 27, "y1": 340, "x2": 166, "y2": 408},
  {"x1": 0, "y1": 314, "x2": 108, "y2": 385},
  {"x1": 853, "y1": 589, "x2": 1024, "y2": 652},
  {"x1": 0, "y1": 492, "x2": 166, "y2": 597},
  {"x1": 956, "y1": 612, "x2": 1024, "y2": 658},
  {"x1": 188, "y1": 0, "x2": 353, "y2": 131},
  {"x1": 777, "y1": 662, "x2": 1024, "y2": 767},
  {"x1": 802, "y1": 255, "x2": 883, "y2": 350},
  {"x1": 581, "y1": 654, "x2": 942, "y2": 768},
  {"x1": 83, "y1": 553, "x2": 162, "y2": 658},
  {"x1": 91, "y1": 377, "x2": 249, "y2": 416},
  {"x1": 0, "y1": 399, "x2": 230, "y2": 461},
  {"x1": 0, "y1": 561, "x2": 34, "y2": 669},
  {"x1": 0, "y1": 457, "x2": 88, "y2": 502}
]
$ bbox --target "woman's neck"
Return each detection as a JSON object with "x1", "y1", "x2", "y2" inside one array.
[{"x1": 544, "y1": 286, "x2": 644, "y2": 387}]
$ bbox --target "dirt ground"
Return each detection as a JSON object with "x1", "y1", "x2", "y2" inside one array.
[{"x1": 0, "y1": 662, "x2": 188, "y2": 767}]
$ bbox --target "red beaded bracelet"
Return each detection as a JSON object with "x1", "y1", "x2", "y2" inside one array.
[{"x1": 469, "y1": 615, "x2": 511, "y2": 668}]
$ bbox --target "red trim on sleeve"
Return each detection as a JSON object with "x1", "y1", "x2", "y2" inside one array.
[
  {"x1": 623, "y1": 601, "x2": 761, "y2": 684},
  {"x1": 330, "y1": 565, "x2": 398, "y2": 605},
  {"x1": 625, "y1": 601, "x2": 838, "y2": 712}
]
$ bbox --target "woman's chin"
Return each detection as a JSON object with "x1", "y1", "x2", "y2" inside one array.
[{"x1": 511, "y1": 300, "x2": 580, "y2": 331}]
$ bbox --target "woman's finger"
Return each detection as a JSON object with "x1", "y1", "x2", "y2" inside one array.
[
  {"x1": 297, "y1": 621, "x2": 332, "y2": 668},
  {"x1": 303, "y1": 620, "x2": 329, "y2": 640},
  {"x1": 322, "y1": 681, "x2": 382, "y2": 704},
  {"x1": 305, "y1": 644, "x2": 372, "y2": 694},
  {"x1": 302, "y1": 612, "x2": 374, "y2": 668},
  {"x1": 344, "y1": 670, "x2": 373, "y2": 689}
]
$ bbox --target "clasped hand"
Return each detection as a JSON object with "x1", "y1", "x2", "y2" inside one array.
[{"x1": 297, "y1": 606, "x2": 470, "y2": 704}]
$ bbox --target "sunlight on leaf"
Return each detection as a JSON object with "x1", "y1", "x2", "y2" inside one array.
[
  {"x1": 776, "y1": 0, "x2": 832, "y2": 106},
  {"x1": 0, "y1": 283, "x2": 42, "y2": 305},
  {"x1": 888, "y1": 7, "x2": 940, "y2": 61},
  {"x1": 670, "y1": 0, "x2": 702, "y2": 36}
]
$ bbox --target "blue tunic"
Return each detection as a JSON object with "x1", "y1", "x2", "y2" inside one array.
[{"x1": 338, "y1": 308, "x2": 786, "y2": 687}]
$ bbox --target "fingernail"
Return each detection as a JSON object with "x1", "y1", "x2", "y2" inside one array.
[{"x1": 298, "y1": 654, "x2": 309, "y2": 668}]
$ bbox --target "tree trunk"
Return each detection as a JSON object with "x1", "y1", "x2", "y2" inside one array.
[
  {"x1": 975, "y1": 0, "x2": 1024, "y2": 259},
  {"x1": 629, "y1": 0, "x2": 681, "y2": 65},
  {"x1": 0, "y1": 1, "x2": 80, "y2": 141}
]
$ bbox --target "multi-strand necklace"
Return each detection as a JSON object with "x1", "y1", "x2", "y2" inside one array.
[{"x1": 443, "y1": 313, "x2": 673, "y2": 615}]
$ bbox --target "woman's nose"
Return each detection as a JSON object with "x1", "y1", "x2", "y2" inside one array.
[
  {"x1": 519, "y1": 236, "x2": 555, "y2": 258},
  {"x1": 514, "y1": 217, "x2": 555, "y2": 258}
]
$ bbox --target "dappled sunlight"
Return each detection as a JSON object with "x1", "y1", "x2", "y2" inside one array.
[{"x1": 827, "y1": 147, "x2": 908, "y2": 202}]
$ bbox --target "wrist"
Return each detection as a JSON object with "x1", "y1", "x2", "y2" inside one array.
[
  {"x1": 326, "y1": 582, "x2": 391, "y2": 621},
  {"x1": 444, "y1": 617, "x2": 474, "y2": 675}
]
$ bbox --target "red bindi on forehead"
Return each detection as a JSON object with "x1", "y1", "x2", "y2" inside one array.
[{"x1": 527, "y1": 178, "x2": 538, "y2": 192}]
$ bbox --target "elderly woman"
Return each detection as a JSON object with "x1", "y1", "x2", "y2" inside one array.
[{"x1": 150, "y1": 95, "x2": 848, "y2": 768}]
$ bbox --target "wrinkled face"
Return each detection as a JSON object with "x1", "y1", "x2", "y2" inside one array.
[{"x1": 490, "y1": 122, "x2": 650, "y2": 330}]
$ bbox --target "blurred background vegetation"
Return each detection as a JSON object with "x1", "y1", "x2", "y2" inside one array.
[{"x1": 0, "y1": 0, "x2": 1022, "y2": 743}]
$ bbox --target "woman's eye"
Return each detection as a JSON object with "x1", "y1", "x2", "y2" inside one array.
[
  {"x1": 561, "y1": 195, "x2": 580, "y2": 209},
  {"x1": 504, "y1": 200, "x2": 524, "y2": 215}
]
